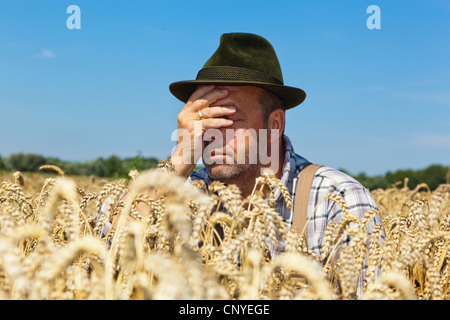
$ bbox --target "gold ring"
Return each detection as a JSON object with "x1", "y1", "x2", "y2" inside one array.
[{"x1": 198, "y1": 110, "x2": 205, "y2": 120}]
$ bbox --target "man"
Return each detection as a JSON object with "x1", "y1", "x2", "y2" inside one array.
[
  {"x1": 169, "y1": 32, "x2": 383, "y2": 294},
  {"x1": 168, "y1": 31, "x2": 382, "y2": 247},
  {"x1": 112, "y1": 32, "x2": 383, "y2": 295}
]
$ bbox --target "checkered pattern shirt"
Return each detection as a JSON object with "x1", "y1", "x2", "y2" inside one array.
[{"x1": 189, "y1": 135, "x2": 384, "y2": 296}]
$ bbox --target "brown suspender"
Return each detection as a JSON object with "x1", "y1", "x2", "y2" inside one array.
[{"x1": 292, "y1": 164, "x2": 323, "y2": 242}]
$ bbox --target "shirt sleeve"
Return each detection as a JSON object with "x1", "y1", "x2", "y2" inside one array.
[{"x1": 306, "y1": 167, "x2": 385, "y2": 297}]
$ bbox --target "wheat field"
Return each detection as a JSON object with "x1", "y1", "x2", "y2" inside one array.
[{"x1": 0, "y1": 163, "x2": 449, "y2": 300}]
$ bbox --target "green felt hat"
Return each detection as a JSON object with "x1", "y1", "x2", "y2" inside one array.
[{"x1": 169, "y1": 33, "x2": 306, "y2": 110}]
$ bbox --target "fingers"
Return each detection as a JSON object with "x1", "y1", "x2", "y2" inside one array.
[
  {"x1": 186, "y1": 86, "x2": 230, "y2": 112},
  {"x1": 187, "y1": 85, "x2": 215, "y2": 102},
  {"x1": 195, "y1": 104, "x2": 236, "y2": 130},
  {"x1": 177, "y1": 84, "x2": 239, "y2": 138},
  {"x1": 200, "y1": 105, "x2": 236, "y2": 119},
  {"x1": 180, "y1": 85, "x2": 236, "y2": 130},
  {"x1": 201, "y1": 117, "x2": 234, "y2": 130}
]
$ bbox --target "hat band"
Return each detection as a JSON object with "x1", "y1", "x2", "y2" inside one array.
[{"x1": 196, "y1": 66, "x2": 283, "y2": 85}]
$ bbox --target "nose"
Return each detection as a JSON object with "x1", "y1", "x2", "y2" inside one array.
[{"x1": 203, "y1": 127, "x2": 234, "y2": 149}]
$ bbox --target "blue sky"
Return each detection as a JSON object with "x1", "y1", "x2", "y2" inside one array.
[{"x1": 0, "y1": 0, "x2": 449, "y2": 176}]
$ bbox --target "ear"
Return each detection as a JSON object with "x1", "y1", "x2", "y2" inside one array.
[{"x1": 267, "y1": 109, "x2": 285, "y2": 143}]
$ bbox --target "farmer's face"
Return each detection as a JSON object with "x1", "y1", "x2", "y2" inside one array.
[{"x1": 202, "y1": 85, "x2": 268, "y2": 181}]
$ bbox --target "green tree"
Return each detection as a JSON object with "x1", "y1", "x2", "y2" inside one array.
[
  {"x1": 417, "y1": 164, "x2": 448, "y2": 190},
  {"x1": 5, "y1": 153, "x2": 47, "y2": 172},
  {"x1": 86, "y1": 158, "x2": 107, "y2": 177},
  {"x1": 103, "y1": 155, "x2": 128, "y2": 178},
  {"x1": 122, "y1": 154, "x2": 159, "y2": 173}
]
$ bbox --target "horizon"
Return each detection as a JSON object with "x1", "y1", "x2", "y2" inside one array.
[
  {"x1": 0, "y1": 150, "x2": 447, "y2": 178},
  {"x1": 1, "y1": 1, "x2": 449, "y2": 176}
]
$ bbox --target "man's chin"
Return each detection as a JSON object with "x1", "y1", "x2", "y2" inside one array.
[{"x1": 205, "y1": 163, "x2": 244, "y2": 181}]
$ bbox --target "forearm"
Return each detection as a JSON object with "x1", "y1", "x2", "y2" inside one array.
[{"x1": 169, "y1": 145, "x2": 197, "y2": 180}]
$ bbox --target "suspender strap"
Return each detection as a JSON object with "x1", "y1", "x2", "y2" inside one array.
[{"x1": 292, "y1": 164, "x2": 323, "y2": 240}]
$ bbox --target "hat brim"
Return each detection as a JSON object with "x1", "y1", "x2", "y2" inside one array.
[{"x1": 169, "y1": 80, "x2": 306, "y2": 110}]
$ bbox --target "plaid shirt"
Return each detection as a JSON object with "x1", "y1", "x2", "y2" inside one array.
[
  {"x1": 190, "y1": 135, "x2": 384, "y2": 296},
  {"x1": 100, "y1": 135, "x2": 383, "y2": 296}
]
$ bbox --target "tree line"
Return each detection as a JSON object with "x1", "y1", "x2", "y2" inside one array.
[
  {"x1": 340, "y1": 164, "x2": 449, "y2": 191},
  {"x1": 0, "y1": 153, "x2": 448, "y2": 190},
  {"x1": 0, "y1": 152, "x2": 159, "y2": 179}
]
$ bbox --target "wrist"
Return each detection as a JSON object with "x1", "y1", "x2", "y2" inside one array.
[{"x1": 169, "y1": 153, "x2": 197, "y2": 179}]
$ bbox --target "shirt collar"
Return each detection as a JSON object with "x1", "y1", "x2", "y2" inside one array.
[{"x1": 274, "y1": 135, "x2": 304, "y2": 202}]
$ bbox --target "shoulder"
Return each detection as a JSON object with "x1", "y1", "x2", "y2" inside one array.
[
  {"x1": 311, "y1": 166, "x2": 378, "y2": 210},
  {"x1": 313, "y1": 166, "x2": 365, "y2": 191}
]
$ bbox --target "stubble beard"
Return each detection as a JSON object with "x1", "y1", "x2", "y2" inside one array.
[
  {"x1": 202, "y1": 128, "x2": 277, "y2": 187},
  {"x1": 203, "y1": 148, "x2": 261, "y2": 184},
  {"x1": 206, "y1": 162, "x2": 258, "y2": 182}
]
